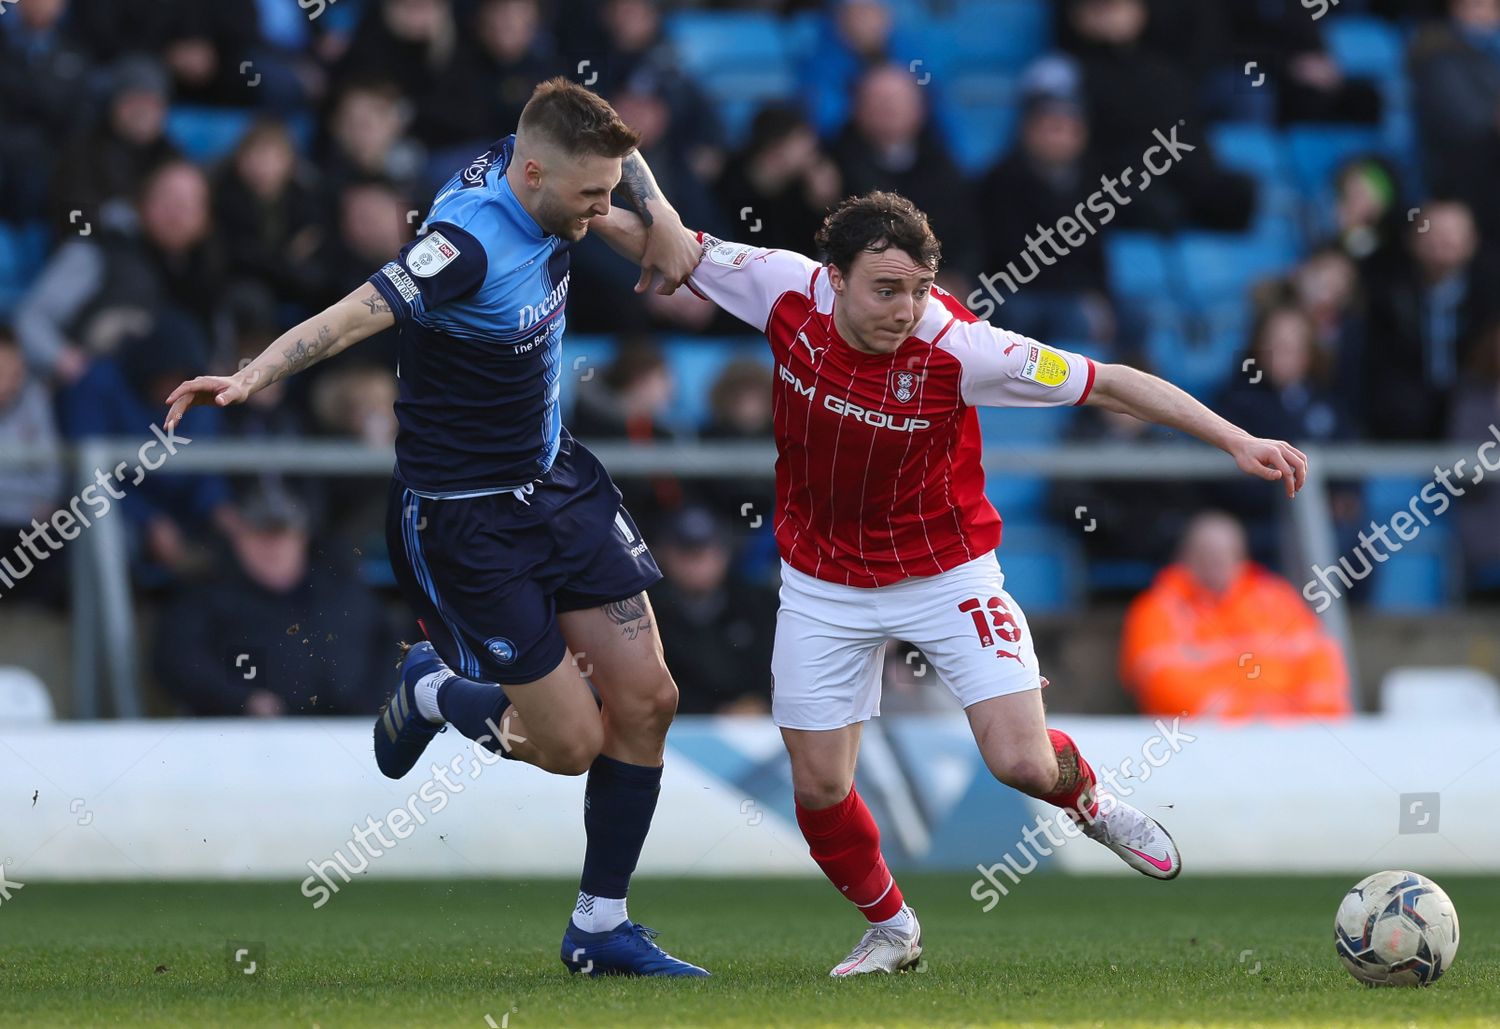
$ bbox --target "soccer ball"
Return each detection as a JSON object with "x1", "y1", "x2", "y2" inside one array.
[{"x1": 1334, "y1": 870, "x2": 1460, "y2": 986}]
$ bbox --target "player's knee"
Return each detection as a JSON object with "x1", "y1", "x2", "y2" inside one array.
[
  {"x1": 991, "y1": 753, "x2": 1057, "y2": 797},
  {"x1": 546, "y1": 735, "x2": 603, "y2": 777},
  {"x1": 793, "y1": 775, "x2": 854, "y2": 811},
  {"x1": 611, "y1": 671, "x2": 679, "y2": 738}
]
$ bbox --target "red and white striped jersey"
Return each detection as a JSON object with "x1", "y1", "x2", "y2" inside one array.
[{"x1": 686, "y1": 235, "x2": 1097, "y2": 588}]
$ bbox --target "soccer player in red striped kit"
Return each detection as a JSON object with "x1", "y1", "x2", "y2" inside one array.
[{"x1": 595, "y1": 191, "x2": 1307, "y2": 975}]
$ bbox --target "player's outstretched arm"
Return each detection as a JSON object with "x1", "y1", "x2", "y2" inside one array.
[
  {"x1": 590, "y1": 207, "x2": 698, "y2": 272},
  {"x1": 164, "y1": 283, "x2": 394, "y2": 430},
  {"x1": 1085, "y1": 362, "x2": 1309, "y2": 498},
  {"x1": 617, "y1": 150, "x2": 701, "y2": 295}
]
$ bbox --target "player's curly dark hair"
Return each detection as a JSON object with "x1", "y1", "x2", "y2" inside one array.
[
  {"x1": 519, "y1": 77, "x2": 641, "y2": 158},
  {"x1": 814, "y1": 191, "x2": 942, "y2": 275}
]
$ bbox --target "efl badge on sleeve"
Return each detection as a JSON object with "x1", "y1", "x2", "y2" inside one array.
[{"x1": 407, "y1": 231, "x2": 460, "y2": 278}]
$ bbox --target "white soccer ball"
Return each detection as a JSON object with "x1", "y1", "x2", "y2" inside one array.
[{"x1": 1334, "y1": 870, "x2": 1460, "y2": 986}]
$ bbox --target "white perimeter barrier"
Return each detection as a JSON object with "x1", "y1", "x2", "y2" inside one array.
[{"x1": 0, "y1": 716, "x2": 1494, "y2": 885}]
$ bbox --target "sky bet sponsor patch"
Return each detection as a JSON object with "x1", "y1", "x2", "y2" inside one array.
[
  {"x1": 407, "y1": 231, "x2": 459, "y2": 277},
  {"x1": 1021, "y1": 344, "x2": 1070, "y2": 388}
]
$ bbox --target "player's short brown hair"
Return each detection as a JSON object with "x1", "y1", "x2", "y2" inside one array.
[
  {"x1": 518, "y1": 77, "x2": 641, "y2": 158},
  {"x1": 814, "y1": 191, "x2": 942, "y2": 275}
]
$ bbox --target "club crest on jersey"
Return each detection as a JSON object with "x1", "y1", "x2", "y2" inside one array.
[
  {"x1": 890, "y1": 369, "x2": 920, "y2": 404},
  {"x1": 407, "y1": 231, "x2": 459, "y2": 278}
]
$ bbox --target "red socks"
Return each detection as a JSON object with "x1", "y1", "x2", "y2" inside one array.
[
  {"x1": 795, "y1": 787, "x2": 905, "y2": 923},
  {"x1": 1038, "y1": 729, "x2": 1099, "y2": 819}
]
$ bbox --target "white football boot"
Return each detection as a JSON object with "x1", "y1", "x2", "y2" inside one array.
[
  {"x1": 1073, "y1": 790, "x2": 1182, "y2": 879},
  {"x1": 829, "y1": 906, "x2": 923, "y2": 977}
]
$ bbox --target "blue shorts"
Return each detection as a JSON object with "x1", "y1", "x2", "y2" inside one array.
[{"x1": 385, "y1": 434, "x2": 662, "y2": 686}]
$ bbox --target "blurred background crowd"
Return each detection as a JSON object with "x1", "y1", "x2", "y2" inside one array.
[{"x1": 1, "y1": 0, "x2": 1497, "y2": 721}]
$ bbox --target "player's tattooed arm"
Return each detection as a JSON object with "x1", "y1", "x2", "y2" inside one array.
[
  {"x1": 164, "y1": 283, "x2": 395, "y2": 429},
  {"x1": 619, "y1": 150, "x2": 701, "y2": 295},
  {"x1": 604, "y1": 592, "x2": 653, "y2": 639}
]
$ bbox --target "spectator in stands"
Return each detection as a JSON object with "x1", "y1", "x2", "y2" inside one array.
[
  {"x1": 1224, "y1": 2, "x2": 1381, "y2": 125},
  {"x1": 1362, "y1": 199, "x2": 1499, "y2": 440},
  {"x1": 57, "y1": 309, "x2": 232, "y2": 583},
  {"x1": 214, "y1": 119, "x2": 327, "y2": 309},
  {"x1": 833, "y1": 63, "x2": 978, "y2": 284},
  {"x1": 335, "y1": 0, "x2": 457, "y2": 109},
  {"x1": 1047, "y1": 395, "x2": 1201, "y2": 586},
  {"x1": 1333, "y1": 156, "x2": 1406, "y2": 282},
  {"x1": 696, "y1": 358, "x2": 777, "y2": 570},
  {"x1": 571, "y1": 337, "x2": 680, "y2": 533},
  {"x1": 714, "y1": 105, "x2": 842, "y2": 255},
  {"x1": 1284, "y1": 245, "x2": 1369, "y2": 391},
  {"x1": 802, "y1": 0, "x2": 919, "y2": 137},
  {"x1": 69, "y1": 0, "x2": 262, "y2": 107},
  {"x1": 418, "y1": 0, "x2": 562, "y2": 149},
  {"x1": 319, "y1": 78, "x2": 425, "y2": 201},
  {"x1": 978, "y1": 58, "x2": 1114, "y2": 345},
  {"x1": 1120, "y1": 511, "x2": 1352, "y2": 720},
  {"x1": 302, "y1": 177, "x2": 412, "y2": 372},
  {"x1": 651, "y1": 507, "x2": 776, "y2": 715},
  {"x1": 19, "y1": 158, "x2": 224, "y2": 387},
  {"x1": 1062, "y1": 0, "x2": 1255, "y2": 232},
  {"x1": 51, "y1": 55, "x2": 181, "y2": 232},
  {"x1": 0, "y1": 0, "x2": 93, "y2": 221},
  {"x1": 0, "y1": 327, "x2": 65, "y2": 606},
  {"x1": 152, "y1": 490, "x2": 389, "y2": 717},
  {"x1": 1219, "y1": 305, "x2": 1353, "y2": 446},
  {"x1": 595, "y1": 0, "x2": 724, "y2": 180},
  {"x1": 1411, "y1": 0, "x2": 1500, "y2": 240},
  {"x1": 1449, "y1": 318, "x2": 1500, "y2": 594}
]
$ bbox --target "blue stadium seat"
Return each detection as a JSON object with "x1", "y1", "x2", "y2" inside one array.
[
  {"x1": 664, "y1": 12, "x2": 796, "y2": 145},
  {"x1": 984, "y1": 473, "x2": 1048, "y2": 524},
  {"x1": 940, "y1": 0, "x2": 1051, "y2": 68},
  {"x1": 659, "y1": 336, "x2": 768, "y2": 432},
  {"x1": 1209, "y1": 123, "x2": 1290, "y2": 188},
  {"x1": 934, "y1": 93, "x2": 1021, "y2": 175},
  {"x1": 992, "y1": 525, "x2": 1084, "y2": 614},
  {"x1": 1177, "y1": 231, "x2": 1295, "y2": 305},
  {"x1": 1325, "y1": 16, "x2": 1405, "y2": 83},
  {"x1": 976, "y1": 403, "x2": 1077, "y2": 445},
  {"x1": 1362, "y1": 476, "x2": 1456, "y2": 611},
  {"x1": 165, "y1": 107, "x2": 315, "y2": 161},
  {"x1": 1144, "y1": 323, "x2": 1233, "y2": 400},
  {"x1": 0, "y1": 221, "x2": 49, "y2": 317},
  {"x1": 1284, "y1": 125, "x2": 1385, "y2": 201},
  {"x1": 166, "y1": 107, "x2": 257, "y2": 162},
  {"x1": 1104, "y1": 232, "x2": 1172, "y2": 300}
]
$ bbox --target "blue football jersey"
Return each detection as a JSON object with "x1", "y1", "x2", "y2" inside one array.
[{"x1": 367, "y1": 135, "x2": 573, "y2": 497}]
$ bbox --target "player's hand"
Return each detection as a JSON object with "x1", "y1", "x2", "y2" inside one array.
[
  {"x1": 1228, "y1": 435, "x2": 1308, "y2": 498},
  {"x1": 164, "y1": 373, "x2": 251, "y2": 431},
  {"x1": 637, "y1": 215, "x2": 701, "y2": 296}
]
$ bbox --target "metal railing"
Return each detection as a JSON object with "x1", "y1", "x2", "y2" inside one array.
[{"x1": 0, "y1": 439, "x2": 1469, "y2": 717}]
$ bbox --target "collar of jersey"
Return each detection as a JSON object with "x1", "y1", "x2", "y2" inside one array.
[{"x1": 497, "y1": 171, "x2": 550, "y2": 242}]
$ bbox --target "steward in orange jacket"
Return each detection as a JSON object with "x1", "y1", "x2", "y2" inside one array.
[{"x1": 1120, "y1": 512, "x2": 1351, "y2": 719}]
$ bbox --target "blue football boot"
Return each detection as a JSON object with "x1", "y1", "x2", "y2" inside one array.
[
  {"x1": 560, "y1": 921, "x2": 710, "y2": 977},
  {"x1": 373, "y1": 642, "x2": 447, "y2": 779}
]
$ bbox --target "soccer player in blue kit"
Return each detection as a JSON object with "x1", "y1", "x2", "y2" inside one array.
[{"x1": 165, "y1": 80, "x2": 711, "y2": 976}]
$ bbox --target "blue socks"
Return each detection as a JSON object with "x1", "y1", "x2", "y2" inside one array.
[
  {"x1": 435, "y1": 675, "x2": 516, "y2": 757},
  {"x1": 576, "y1": 755, "x2": 663, "y2": 917}
]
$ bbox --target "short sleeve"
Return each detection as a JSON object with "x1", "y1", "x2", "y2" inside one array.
[
  {"x1": 368, "y1": 221, "x2": 488, "y2": 324},
  {"x1": 685, "y1": 233, "x2": 821, "y2": 332},
  {"x1": 943, "y1": 323, "x2": 1096, "y2": 408}
]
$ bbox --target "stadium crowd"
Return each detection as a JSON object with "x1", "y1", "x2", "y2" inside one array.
[{"x1": 1, "y1": 0, "x2": 1497, "y2": 718}]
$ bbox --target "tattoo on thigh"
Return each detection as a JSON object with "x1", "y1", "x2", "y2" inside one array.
[{"x1": 604, "y1": 593, "x2": 652, "y2": 639}]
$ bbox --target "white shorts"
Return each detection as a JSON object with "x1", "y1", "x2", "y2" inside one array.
[{"x1": 770, "y1": 553, "x2": 1041, "y2": 730}]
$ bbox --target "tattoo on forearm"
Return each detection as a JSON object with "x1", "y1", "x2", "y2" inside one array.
[
  {"x1": 276, "y1": 324, "x2": 336, "y2": 381},
  {"x1": 605, "y1": 592, "x2": 652, "y2": 639},
  {"x1": 620, "y1": 152, "x2": 659, "y2": 228},
  {"x1": 363, "y1": 293, "x2": 391, "y2": 316},
  {"x1": 1052, "y1": 739, "x2": 1083, "y2": 795}
]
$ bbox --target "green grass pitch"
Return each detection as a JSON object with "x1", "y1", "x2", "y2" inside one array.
[{"x1": 2, "y1": 873, "x2": 1495, "y2": 1027}]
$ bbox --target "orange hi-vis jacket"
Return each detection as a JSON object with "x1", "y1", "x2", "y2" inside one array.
[{"x1": 1119, "y1": 563, "x2": 1352, "y2": 719}]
